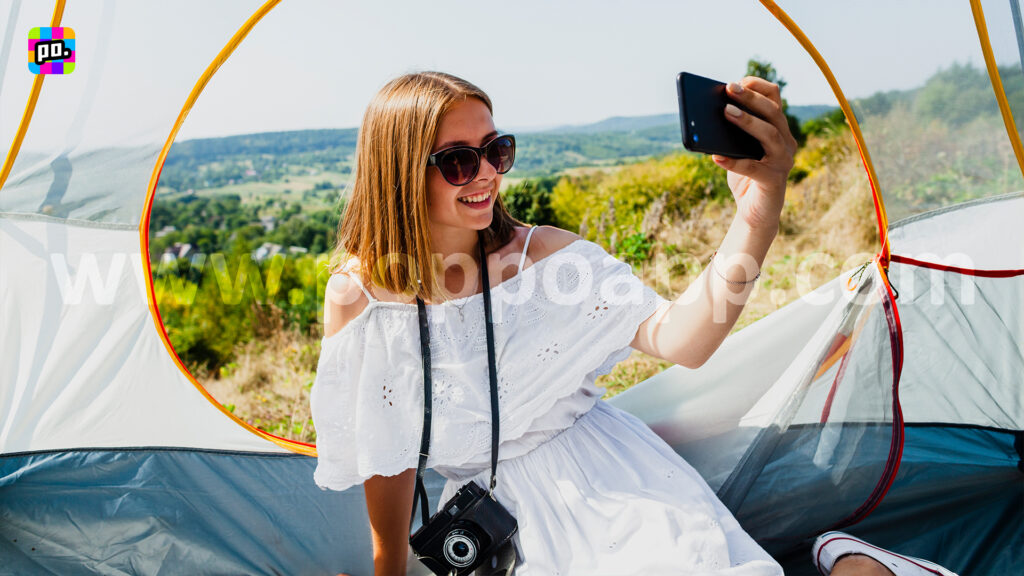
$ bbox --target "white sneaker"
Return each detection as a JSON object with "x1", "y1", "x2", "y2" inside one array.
[{"x1": 812, "y1": 531, "x2": 959, "y2": 576}]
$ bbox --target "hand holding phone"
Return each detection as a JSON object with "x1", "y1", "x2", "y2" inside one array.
[
  {"x1": 677, "y1": 72, "x2": 765, "y2": 160},
  {"x1": 675, "y1": 72, "x2": 797, "y2": 232}
]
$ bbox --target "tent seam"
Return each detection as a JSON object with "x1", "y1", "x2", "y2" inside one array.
[
  {"x1": 889, "y1": 254, "x2": 1024, "y2": 278},
  {"x1": 0, "y1": 446, "x2": 309, "y2": 459},
  {"x1": 0, "y1": 210, "x2": 136, "y2": 230},
  {"x1": 887, "y1": 191, "x2": 1022, "y2": 230}
]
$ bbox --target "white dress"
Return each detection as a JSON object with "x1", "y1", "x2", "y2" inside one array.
[{"x1": 311, "y1": 229, "x2": 783, "y2": 575}]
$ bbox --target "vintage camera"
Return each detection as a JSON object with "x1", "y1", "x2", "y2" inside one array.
[{"x1": 410, "y1": 481, "x2": 518, "y2": 575}]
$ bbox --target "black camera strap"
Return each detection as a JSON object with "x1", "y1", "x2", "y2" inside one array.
[{"x1": 411, "y1": 232, "x2": 501, "y2": 531}]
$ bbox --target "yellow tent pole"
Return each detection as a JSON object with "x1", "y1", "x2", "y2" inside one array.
[
  {"x1": 758, "y1": 0, "x2": 892, "y2": 266},
  {"x1": 0, "y1": 0, "x2": 66, "y2": 191},
  {"x1": 970, "y1": 0, "x2": 1024, "y2": 179},
  {"x1": 136, "y1": 0, "x2": 317, "y2": 456}
]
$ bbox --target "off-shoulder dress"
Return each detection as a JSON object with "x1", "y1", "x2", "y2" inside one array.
[{"x1": 311, "y1": 226, "x2": 782, "y2": 575}]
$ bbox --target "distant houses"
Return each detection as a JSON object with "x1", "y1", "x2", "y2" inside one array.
[
  {"x1": 160, "y1": 242, "x2": 193, "y2": 265},
  {"x1": 155, "y1": 225, "x2": 177, "y2": 238},
  {"x1": 159, "y1": 239, "x2": 308, "y2": 263},
  {"x1": 253, "y1": 242, "x2": 282, "y2": 262},
  {"x1": 253, "y1": 242, "x2": 308, "y2": 262}
]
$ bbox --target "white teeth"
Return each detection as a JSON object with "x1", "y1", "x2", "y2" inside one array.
[{"x1": 458, "y1": 193, "x2": 489, "y2": 203}]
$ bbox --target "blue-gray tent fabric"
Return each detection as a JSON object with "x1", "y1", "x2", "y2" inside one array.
[
  {"x1": 703, "y1": 265, "x2": 901, "y2": 549},
  {"x1": 724, "y1": 423, "x2": 898, "y2": 551},
  {"x1": 0, "y1": 449, "x2": 443, "y2": 576},
  {"x1": 773, "y1": 425, "x2": 1023, "y2": 575},
  {"x1": 3, "y1": 427, "x2": 1020, "y2": 575}
]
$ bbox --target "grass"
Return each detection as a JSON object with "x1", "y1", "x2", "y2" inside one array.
[
  {"x1": 196, "y1": 322, "x2": 320, "y2": 443},
  {"x1": 165, "y1": 168, "x2": 352, "y2": 213},
  {"x1": 185, "y1": 127, "x2": 878, "y2": 439}
]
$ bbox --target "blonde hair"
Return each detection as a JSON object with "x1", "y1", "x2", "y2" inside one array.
[{"x1": 329, "y1": 71, "x2": 523, "y2": 302}]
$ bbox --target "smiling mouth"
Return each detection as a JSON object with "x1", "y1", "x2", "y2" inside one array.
[{"x1": 457, "y1": 192, "x2": 492, "y2": 208}]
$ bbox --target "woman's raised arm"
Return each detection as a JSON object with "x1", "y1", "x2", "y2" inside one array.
[{"x1": 630, "y1": 76, "x2": 797, "y2": 369}]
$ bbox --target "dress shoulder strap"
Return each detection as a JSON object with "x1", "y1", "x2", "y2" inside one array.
[
  {"x1": 338, "y1": 263, "x2": 377, "y2": 303},
  {"x1": 518, "y1": 226, "x2": 539, "y2": 274}
]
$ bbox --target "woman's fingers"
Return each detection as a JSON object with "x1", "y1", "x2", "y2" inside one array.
[
  {"x1": 712, "y1": 154, "x2": 775, "y2": 184},
  {"x1": 726, "y1": 79, "x2": 798, "y2": 155},
  {"x1": 721, "y1": 103, "x2": 791, "y2": 171},
  {"x1": 737, "y1": 76, "x2": 782, "y2": 106}
]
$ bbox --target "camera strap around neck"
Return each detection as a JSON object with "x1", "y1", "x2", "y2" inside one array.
[{"x1": 411, "y1": 235, "x2": 500, "y2": 531}]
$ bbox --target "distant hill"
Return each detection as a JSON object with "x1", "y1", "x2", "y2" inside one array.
[
  {"x1": 534, "y1": 105, "x2": 837, "y2": 135},
  {"x1": 160, "y1": 105, "x2": 839, "y2": 190},
  {"x1": 165, "y1": 128, "x2": 358, "y2": 168},
  {"x1": 788, "y1": 105, "x2": 839, "y2": 123},
  {"x1": 538, "y1": 113, "x2": 680, "y2": 134}
]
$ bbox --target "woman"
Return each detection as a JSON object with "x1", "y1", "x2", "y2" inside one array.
[{"x1": 311, "y1": 71, "x2": 948, "y2": 576}]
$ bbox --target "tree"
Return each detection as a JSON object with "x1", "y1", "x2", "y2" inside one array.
[
  {"x1": 746, "y1": 58, "x2": 805, "y2": 147},
  {"x1": 501, "y1": 176, "x2": 560, "y2": 226},
  {"x1": 746, "y1": 59, "x2": 787, "y2": 92}
]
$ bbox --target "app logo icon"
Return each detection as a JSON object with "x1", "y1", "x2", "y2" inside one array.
[{"x1": 28, "y1": 27, "x2": 75, "y2": 75}]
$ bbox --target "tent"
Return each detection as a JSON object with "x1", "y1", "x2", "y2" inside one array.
[{"x1": 1, "y1": 0, "x2": 1021, "y2": 574}]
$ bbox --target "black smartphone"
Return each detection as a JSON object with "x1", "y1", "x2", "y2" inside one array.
[{"x1": 677, "y1": 72, "x2": 765, "y2": 160}]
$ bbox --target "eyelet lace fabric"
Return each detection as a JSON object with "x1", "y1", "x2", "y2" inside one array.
[
  {"x1": 311, "y1": 239, "x2": 668, "y2": 490},
  {"x1": 310, "y1": 239, "x2": 783, "y2": 575}
]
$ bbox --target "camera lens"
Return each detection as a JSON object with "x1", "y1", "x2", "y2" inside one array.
[{"x1": 443, "y1": 529, "x2": 478, "y2": 568}]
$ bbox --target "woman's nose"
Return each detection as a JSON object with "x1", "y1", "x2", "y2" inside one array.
[{"x1": 477, "y1": 154, "x2": 499, "y2": 180}]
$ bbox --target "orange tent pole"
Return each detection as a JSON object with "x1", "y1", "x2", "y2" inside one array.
[
  {"x1": 137, "y1": 0, "x2": 317, "y2": 456},
  {"x1": 0, "y1": 0, "x2": 66, "y2": 191},
  {"x1": 970, "y1": 0, "x2": 1024, "y2": 179},
  {"x1": 758, "y1": 0, "x2": 892, "y2": 267}
]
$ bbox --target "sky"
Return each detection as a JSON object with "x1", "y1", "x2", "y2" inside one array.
[{"x1": 2, "y1": 0, "x2": 1013, "y2": 150}]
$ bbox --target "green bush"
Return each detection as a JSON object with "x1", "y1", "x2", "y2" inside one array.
[
  {"x1": 155, "y1": 248, "x2": 331, "y2": 373},
  {"x1": 501, "y1": 175, "x2": 560, "y2": 225},
  {"x1": 550, "y1": 152, "x2": 728, "y2": 250},
  {"x1": 617, "y1": 231, "x2": 653, "y2": 264},
  {"x1": 802, "y1": 108, "x2": 847, "y2": 138}
]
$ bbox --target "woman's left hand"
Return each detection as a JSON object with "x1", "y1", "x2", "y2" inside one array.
[{"x1": 712, "y1": 76, "x2": 797, "y2": 232}]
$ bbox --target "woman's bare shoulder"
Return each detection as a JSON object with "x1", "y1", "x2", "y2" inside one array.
[
  {"x1": 323, "y1": 270, "x2": 371, "y2": 339},
  {"x1": 527, "y1": 225, "x2": 582, "y2": 260}
]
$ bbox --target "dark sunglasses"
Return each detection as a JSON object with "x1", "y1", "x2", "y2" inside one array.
[{"x1": 427, "y1": 134, "x2": 516, "y2": 186}]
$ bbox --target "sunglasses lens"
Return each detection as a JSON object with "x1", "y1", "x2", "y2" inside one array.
[
  {"x1": 434, "y1": 136, "x2": 516, "y2": 185},
  {"x1": 486, "y1": 136, "x2": 515, "y2": 174},
  {"x1": 439, "y1": 148, "x2": 479, "y2": 186}
]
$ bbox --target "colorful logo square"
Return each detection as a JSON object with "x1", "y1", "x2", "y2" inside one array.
[{"x1": 28, "y1": 27, "x2": 75, "y2": 75}]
